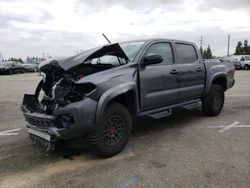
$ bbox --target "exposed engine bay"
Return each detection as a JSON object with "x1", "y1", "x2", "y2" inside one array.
[{"x1": 22, "y1": 62, "x2": 120, "y2": 115}]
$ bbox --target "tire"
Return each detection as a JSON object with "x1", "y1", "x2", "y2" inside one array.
[
  {"x1": 244, "y1": 65, "x2": 249, "y2": 70},
  {"x1": 93, "y1": 102, "x2": 132, "y2": 157},
  {"x1": 202, "y1": 84, "x2": 225, "y2": 116}
]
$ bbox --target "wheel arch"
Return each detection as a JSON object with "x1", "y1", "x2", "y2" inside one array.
[
  {"x1": 204, "y1": 73, "x2": 227, "y2": 97},
  {"x1": 95, "y1": 82, "x2": 139, "y2": 122},
  {"x1": 212, "y1": 76, "x2": 227, "y2": 91}
]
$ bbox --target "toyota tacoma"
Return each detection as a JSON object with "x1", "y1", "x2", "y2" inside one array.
[{"x1": 21, "y1": 39, "x2": 235, "y2": 157}]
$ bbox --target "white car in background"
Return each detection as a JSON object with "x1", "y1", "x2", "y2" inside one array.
[{"x1": 239, "y1": 55, "x2": 250, "y2": 70}]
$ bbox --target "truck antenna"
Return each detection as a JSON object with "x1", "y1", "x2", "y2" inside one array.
[{"x1": 102, "y1": 33, "x2": 111, "y2": 44}]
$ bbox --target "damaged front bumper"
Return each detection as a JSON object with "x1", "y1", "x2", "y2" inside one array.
[{"x1": 22, "y1": 94, "x2": 98, "y2": 151}]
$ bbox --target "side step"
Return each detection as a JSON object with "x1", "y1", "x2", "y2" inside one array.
[
  {"x1": 139, "y1": 99, "x2": 200, "y2": 119},
  {"x1": 181, "y1": 100, "x2": 199, "y2": 110}
]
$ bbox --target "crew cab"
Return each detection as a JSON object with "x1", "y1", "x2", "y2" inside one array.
[{"x1": 21, "y1": 39, "x2": 235, "y2": 157}]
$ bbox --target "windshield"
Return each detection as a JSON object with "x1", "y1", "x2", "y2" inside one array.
[
  {"x1": 245, "y1": 56, "x2": 250, "y2": 60},
  {"x1": 88, "y1": 55, "x2": 127, "y2": 66},
  {"x1": 120, "y1": 41, "x2": 145, "y2": 61},
  {"x1": 85, "y1": 41, "x2": 145, "y2": 66}
]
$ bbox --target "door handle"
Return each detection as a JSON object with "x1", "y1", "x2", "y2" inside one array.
[
  {"x1": 170, "y1": 70, "x2": 178, "y2": 74},
  {"x1": 196, "y1": 68, "x2": 202, "y2": 72}
]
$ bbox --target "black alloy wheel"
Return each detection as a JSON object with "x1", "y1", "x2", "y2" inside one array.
[{"x1": 93, "y1": 102, "x2": 132, "y2": 157}]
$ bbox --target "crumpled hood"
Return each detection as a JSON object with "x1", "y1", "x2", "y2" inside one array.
[{"x1": 39, "y1": 43, "x2": 129, "y2": 71}]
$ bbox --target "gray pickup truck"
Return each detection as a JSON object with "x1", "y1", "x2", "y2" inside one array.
[{"x1": 21, "y1": 39, "x2": 235, "y2": 157}]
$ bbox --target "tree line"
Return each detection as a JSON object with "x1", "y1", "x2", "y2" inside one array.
[
  {"x1": 200, "y1": 45, "x2": 213, "y2": 59},
  {"x1": 200, "y1": 39, "x2": 250, "y2": 59},
  {"x1": 234, "y1": 40, "x2": 250, "y2": 55}
]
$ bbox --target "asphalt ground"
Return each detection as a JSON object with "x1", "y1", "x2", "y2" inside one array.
[{"x1": 0, "y1": 71, "x2": 249, "y2": 188}]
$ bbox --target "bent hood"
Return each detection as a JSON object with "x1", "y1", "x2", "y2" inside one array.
[{"x1": 39, "y1": 43, "x2": 129, "y2": 71}]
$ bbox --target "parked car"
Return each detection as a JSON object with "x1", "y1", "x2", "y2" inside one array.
[
  {"x1": 21, "y1": 39, "x2": 235, "y2": 157},
  {"x1": 220, "y1": 58, "x2": 241, "y2": 69},
  {"x1": 23, "y1": 63, "x2": 38, "y2": 72},
  {"x1": 204, "y1": 59, "x2": 223, "y2": 63},
  {"x1": 231, "y1": 59, "x2": 241, "y2": 70},
  {"x1": 0, "y1": 61, "x2": 25, "y2": 75},
  {"x1": 239, "y1": 55, "x2": 250, "y2": 70}
]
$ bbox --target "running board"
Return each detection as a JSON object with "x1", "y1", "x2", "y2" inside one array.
[
  {"x1": 181, "y1": 101, "x2": 199, "y2": 110},
  {"x1": 139, "y1": 99, "x2": 200, "y2": 119}
]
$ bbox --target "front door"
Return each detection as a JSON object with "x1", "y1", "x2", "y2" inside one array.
[{"x1": 139, "y1": 42, "x2": 179, "y2": 111}]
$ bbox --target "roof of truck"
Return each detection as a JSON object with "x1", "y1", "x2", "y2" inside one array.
[{"x1": 119, "y1": 38, "x2": 196, "y2": 45}]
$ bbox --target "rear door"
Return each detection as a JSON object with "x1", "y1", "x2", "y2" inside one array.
[
  {"x1": 139, "y1": 42, "x2": 179, "y2": 110},
  {"x1": 175, "y1": 43, "x2": 205, "y2": 101}
]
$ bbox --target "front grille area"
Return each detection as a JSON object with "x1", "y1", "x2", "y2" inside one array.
[{"x1": 25, "y1": 113, "x2": 56, "y2": 127}]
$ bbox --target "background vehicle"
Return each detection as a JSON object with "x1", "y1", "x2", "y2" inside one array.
[
  {"x1": 222, "y1": 55, "x2": 248, "y2": 70},
  {"x1": 204, "y1": 59, "x2": 223, "y2": 63},
  {"x1": 23, "y1": 63, "x2": 38, "y2": 72},
  {"x1": 0, "y1": 61, "x2": 25, "y2": 74},
  {"x1": 239, "y1": 55, "x2": 250, "y2": 70},
  {"x1": 22, "y1": 39, "x2": 235, "y2": 157},
  {"x1": 231, "y1": 58, "x2": 241, "y2": 70}
]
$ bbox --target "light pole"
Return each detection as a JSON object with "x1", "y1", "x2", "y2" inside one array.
[{"x1": 227, "y1": 34, "x2": 230, "y2": 56}]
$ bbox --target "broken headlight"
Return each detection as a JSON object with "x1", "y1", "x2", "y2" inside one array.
[{"x1": 52, "y1": 79, "x2": 96, "y2": 107}]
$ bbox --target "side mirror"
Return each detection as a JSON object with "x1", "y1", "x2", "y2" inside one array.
[{"x1": 142, "y1": 54, "x2": 163, "y2": 66}]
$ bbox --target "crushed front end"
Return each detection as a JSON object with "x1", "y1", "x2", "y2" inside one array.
[
  {"x1": 21, "y1": 65, "x2": 98, "y2": 152},
  {"x1": 21, "y1": 43, "x2": 130, "y2": 152}
]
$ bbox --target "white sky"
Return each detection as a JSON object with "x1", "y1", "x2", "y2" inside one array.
[{"x1": 0, "y1": 0, "x2": 250, "y2": 59}]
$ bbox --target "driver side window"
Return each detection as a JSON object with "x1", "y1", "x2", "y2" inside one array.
[{"x1": 145, "y1": 43, "x2": 173, "y2": 65}]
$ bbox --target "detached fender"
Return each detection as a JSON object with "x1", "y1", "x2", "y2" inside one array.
[
  {"x1": 203, "y1": 72, "x2": 227, "y2": 97},
  {"x1": 95, "y1": 82, "x2": 138, "y2": 122}
]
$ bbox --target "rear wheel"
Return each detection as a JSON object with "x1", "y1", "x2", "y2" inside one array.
[
  {"x1": 202, "y1": 84, "x2": 225, "y2": 116},
  {"x1": 93, "y1": 102, "x2": 132, "y2": 157},
  {"x1": 244, "y1": 65, "x2": 249, "y2": 70}
]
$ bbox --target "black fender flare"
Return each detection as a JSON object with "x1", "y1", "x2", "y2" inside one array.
[
  {"x1": 203, "y1": 73, "x2": 227, "y2": 97},
  {"x1": 95, "y1": 82, "x2": 138, "y2": 122}
]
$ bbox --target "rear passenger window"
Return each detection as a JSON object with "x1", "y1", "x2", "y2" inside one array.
[
  {"x1": 145, "y1": 43, "x2": 173, "y2": 65},
  {"x1": 176, "y1": 43, "x2": 198, "y2": 64}
]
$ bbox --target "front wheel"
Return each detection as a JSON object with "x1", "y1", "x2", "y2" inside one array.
[
  {"x1": 202, "y1": 84, "x2": 225, "y2": 116},
  {"x1": 93, "y1": 102, "x2": 132, "y2": 157}
]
